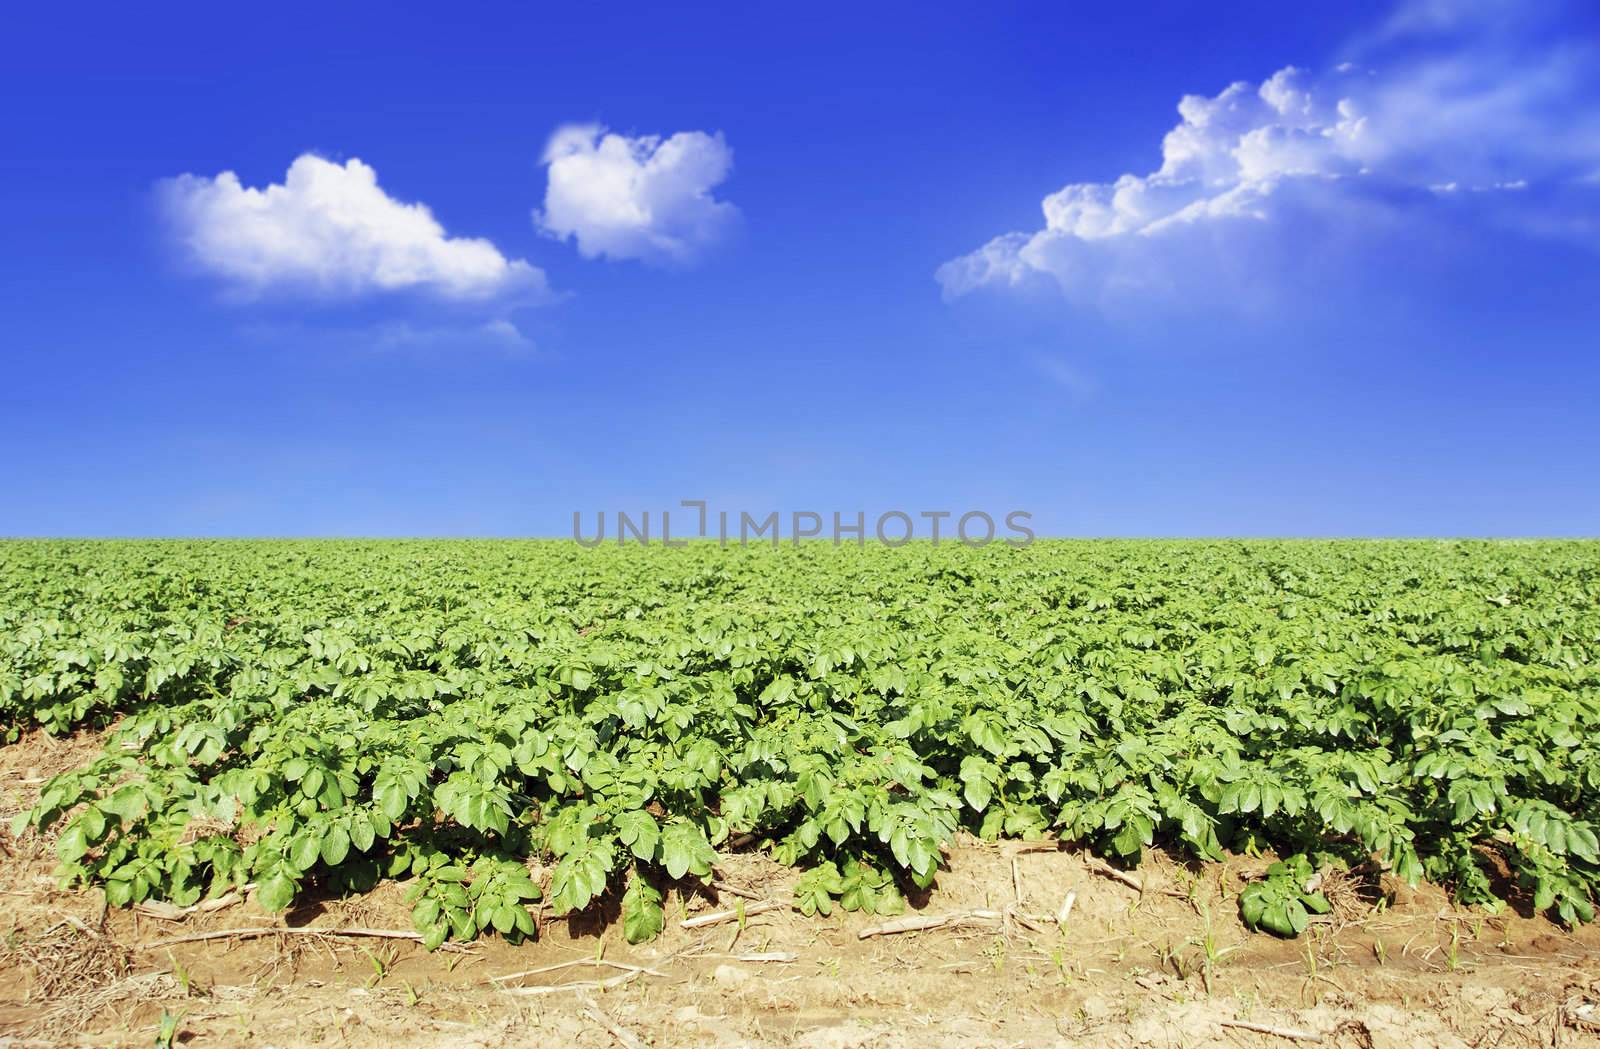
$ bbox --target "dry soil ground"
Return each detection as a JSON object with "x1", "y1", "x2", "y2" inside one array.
[{"x1": 3, "y1": 730, "x2": 1600, "y2": 1049}]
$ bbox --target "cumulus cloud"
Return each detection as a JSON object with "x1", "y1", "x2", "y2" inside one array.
[
  {"x1": 160, "y1": 154, "x2": 548, "y2": 301},
  {"x1": 534, "y1": 125, "x2": 738, "y2": 265},
  {"x1": 937, "y1": 0, "x2": 1600, "y2": 309}
]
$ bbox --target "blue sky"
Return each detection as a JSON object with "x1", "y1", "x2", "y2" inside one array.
[{"x1": 3, "y1": 0, "x2": 1598, "y2": 537}]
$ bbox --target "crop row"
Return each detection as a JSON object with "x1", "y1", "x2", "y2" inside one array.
[{"x1": 4, "y1": 540, "x2": 1599, "y2": 943}]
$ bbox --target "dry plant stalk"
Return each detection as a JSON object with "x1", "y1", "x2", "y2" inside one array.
[
  {"x1": 680, "y1": 900, "x2": 782, "y2": 929},
  {"x1": 581, "y1": 993, "x2": 651, "y2": 1049},
  {"x1": 1217, "y1": 1018, "x2": 1325, "y2": 1042},
  {"x1": 0, "y1": 918, "x2": 131, "y2": 1001}
]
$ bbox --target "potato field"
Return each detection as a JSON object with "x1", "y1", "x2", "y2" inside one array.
[{"x1": 4, "y1": 540, "x2": 1599, "y2": 950}]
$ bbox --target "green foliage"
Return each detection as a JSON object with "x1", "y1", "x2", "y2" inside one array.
[
  {"x1": 794, "y1": 861, "x2": 845, "y2": 917},
  {"x1": 838, "y1": 857, "x2": 905, "y2": 915},
  {"x1": 1239, "y1": 855, "x2": 1331, "y2": 937},
  {"x1": 621, "y1": 868, "x2": 665, "y2": 943},
  {"x1": 5, "y1": 539, "x2": 1600, "y2": 945}
]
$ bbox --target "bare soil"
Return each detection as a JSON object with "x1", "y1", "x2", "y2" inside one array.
[{"x1": 3, "y1": 730, "x2": 1599, "y2": 1048}]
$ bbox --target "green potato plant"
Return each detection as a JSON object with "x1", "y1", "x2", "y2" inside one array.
[{"x1": 4, "y1": 539, "x2": 1599, "y2": 944}]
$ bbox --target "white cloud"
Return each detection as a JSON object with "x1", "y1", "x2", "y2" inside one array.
[
  {"x1": 938, "y1": 2, "x2": 1600, "y2": 310},
  {"x1": 369, "y1": 318, "x2": 534, "y2": 353},
  {"x1": 1372, "y1": 0, "x2": 1533, "y2": 42},
  {"x1": 239, "y1": 318, "x2": 535, "y2": 357},
  {"x1": 534, "y1": 124, "x2": 738, "y2": 265},
  {"x1": 160, "y1": 154, "x2": 548, "y2": 301},
  {"x1": 1033, "y1": 355, "x2": 1098, "y2": 403}
]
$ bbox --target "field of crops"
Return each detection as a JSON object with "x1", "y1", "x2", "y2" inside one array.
[{"x1": 3, "y1": 540, "x2": 1598, "y2": 948}]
